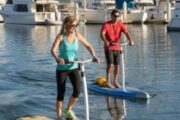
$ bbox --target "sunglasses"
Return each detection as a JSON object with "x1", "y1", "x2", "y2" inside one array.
[
  {"x1": 69, "y1": 24, "x2": 78, "y2": 28},
  {"x1": 113, "y1": 14, "x2": 120, "y2": 18}
]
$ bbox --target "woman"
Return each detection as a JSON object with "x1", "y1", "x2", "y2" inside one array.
[{"x1": 51, "y1": 16, "x2": 99, "y2": 120}]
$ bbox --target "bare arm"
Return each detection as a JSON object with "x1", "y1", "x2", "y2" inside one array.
[
  {"x1": 100, "y1": 29, "x2": 109, "y2": 47},
  {"x1": 124, "y1": 31, "x2": 134, "y2": 45},
  {"x1": 51, "y1": 34, "x2": 65, "y2": 64},
  {"x1": 76, "y1": 32, "x2": 99, "y2": 62}
]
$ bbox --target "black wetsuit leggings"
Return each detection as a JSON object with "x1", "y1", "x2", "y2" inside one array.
[{"x1": 56, "y1": 68, "x2": 81, "y2": 101}]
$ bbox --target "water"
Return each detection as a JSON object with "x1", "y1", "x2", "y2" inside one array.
[{"x1": 0, "y1": 23, "x2": 180, "y2": 120}]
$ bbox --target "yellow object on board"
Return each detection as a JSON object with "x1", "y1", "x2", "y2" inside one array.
[
  {"x1": 96, "y1": 77, "x2": 107, "y2": 87},
  {"x1": 17, "y1": 116, "x2": 54, "y2": 120}
]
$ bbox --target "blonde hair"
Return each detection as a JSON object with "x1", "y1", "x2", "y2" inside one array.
[{"x1": 60, "y1": 16, "x2": 77, "y2": 35}]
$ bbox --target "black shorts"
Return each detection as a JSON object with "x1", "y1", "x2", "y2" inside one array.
[
  {"x1": 56, "y1": 68, "x2": 81, "y2": 101},
  {"x1": 105, "y1": 50, "x2": 121, "y2": 65}
]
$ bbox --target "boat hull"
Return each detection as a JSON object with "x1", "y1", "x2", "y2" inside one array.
[
  {"x1": 167, "y1": 1, "x2": 180, "y2": 31},
  {"x1": 0, "y1": 0, "x2": 62, "y2": 25},
  {"x1": 1, "y1": 13, "x2": 36, "y2": 24},
  {"x1": 1, "y1": 12, "x2": 62, "y2": 25}
]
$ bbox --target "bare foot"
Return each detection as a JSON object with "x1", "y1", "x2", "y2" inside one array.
[
  {"x1": 106, "y1": 82, "x2": 115, "y2": 88},
  {"x1": 113, "y1": 82, "x2": 121, "y2": 88}
]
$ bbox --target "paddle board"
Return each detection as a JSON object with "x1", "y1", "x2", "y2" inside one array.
[{"x1": 88, "y1": 84, "x2": 150, "y2": 99}]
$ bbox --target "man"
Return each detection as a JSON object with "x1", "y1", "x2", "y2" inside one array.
[{"x1": 100, "y1": 9, "x2": 134, "y2": 88}]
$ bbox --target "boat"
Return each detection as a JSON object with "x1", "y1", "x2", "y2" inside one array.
[
  {"x1": 167, "y1": 0, "x2": 180, "y2": 31},
  {"x1": 142, "y1": 0, "x2": 173, "y2": 23},
  {"x1": 59, "y1": 2, "x2": 109, "y2": 24},
  {"x1": 86, "y1": 0, "x2": 116, "y2": 22},
  {"x1": 88, "y1": 84, "x2": 150, "y2": 99},
  {"x1": 121, "y1": 8, "x2": 148, "y2": 23},
  {"x1": 116, "y1": 0, "x2": 148, "y2": 23},
  {"x1": 60, "y1": 0, "x2": 147, "y2": 24},
  {"x1": 0, "y1": 0, "x2": 62, "y2": 25},
  {"x1": 136, "y1": 0, "x2": 154, "y2": 5},
  {"x1": 87, "y1": 0, "x2": 148, "y2": 24},
  {"x1": 0, "y1": 0, "x2": 6, "y2": 22},
  {"x1": 87, "y1": 0, "x2": 116, "y2": 9},
  {"x1": 78, "y1": 8, "x2": 109, "y2": 24}
]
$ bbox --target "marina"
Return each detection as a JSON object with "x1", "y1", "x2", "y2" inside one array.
[{"x1": 0, "y1": 0, "x2": 180, "y2": 120}]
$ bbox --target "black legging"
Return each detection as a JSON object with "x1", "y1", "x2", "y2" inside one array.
[{"x1": 56, "y1": 68, "x2": 81, "y2": 101}]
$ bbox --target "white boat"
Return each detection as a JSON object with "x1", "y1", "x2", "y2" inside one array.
[
  {"x1": 167, "y1": 0, "x2": 180, "y2": 31},
  {"x1": 0, "y1": 0, "x2": 62, "y2": 25},
  {"x1": 59, "y1": 2, "x2": 109, "y2": 24},
  {"x1": 119, "y1": 1, "x2": 148, "y2": 24},
  {"x1": 87, "y1": 0, "x2": 116, "y2": 9},
  {"x1": 88, "y1": 0, "x2": 147, "y2": 24},
  {"x1": 78, "y1": 8, "x2": 109, "y2": 24},
  {"x1": 141, "y1": 0, "x2": 173, "y2": 23},
  {"x1": 61, "y1": 9, "x2": 108, "y2": 24},
  {"x1": 0, "y1": 0, "x2": 6, "y2": 22},
  {"x1": 121, "y1": 8, "x2": 148, "y2": 24},
  {"x1": 60, "y1": 0, "x2": 147, "y2": 24},
  {"x1": 136, "y1": 0, "x2": 154, "y2": 5}
]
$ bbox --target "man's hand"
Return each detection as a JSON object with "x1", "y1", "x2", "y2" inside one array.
[
  {"x1": 129, "y1": 41, "x2": 134, "y2": 46},
  {"x1": 105, "y1": 41, "x2": 110, "y2": 47},
  {"x1": 92, "y1": 56, "x2": 100, "y2": 63}
]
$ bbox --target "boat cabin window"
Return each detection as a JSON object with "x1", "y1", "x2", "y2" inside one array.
[
  {"x1": 36, "y1": 4, "x2": 43, "y2": 12},
  {"x1": 44, "y1": 4, "x2": 54, "y2": 12},
  {"x1": 13, "y1": 4, "x2": 28, "y2": 12},
  {"x1": 6, "y1": 0, "x2": 13, "y2": 4},
  {"x1": 36, "y1": 4, "x2": 54, "y2": 12}
]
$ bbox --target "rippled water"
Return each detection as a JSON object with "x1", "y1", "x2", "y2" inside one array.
[{"x1": 0, "y1": 23, "x2": 180, "y2": 120}]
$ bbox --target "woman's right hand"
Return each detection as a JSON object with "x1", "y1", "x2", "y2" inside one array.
[{"x1": 56, "y1": 57, "x2": 65, "y2": 64}]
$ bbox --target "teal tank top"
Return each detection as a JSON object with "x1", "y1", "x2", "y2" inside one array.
[{"x1": 56, "y1": 34, "x2": 78, "y2": 70}]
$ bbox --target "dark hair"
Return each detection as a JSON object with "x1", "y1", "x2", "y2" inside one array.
[{"x1": 111, "y1": 9, "x2": 120, "y2": 16}]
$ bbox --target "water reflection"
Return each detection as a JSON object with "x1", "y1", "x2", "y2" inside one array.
[
  {"x1": 106, "y1": 97, "x2": 126, "y2": 120},
  {"x1": 168, "y1": 31, "x2": 180, "y2": 48}
]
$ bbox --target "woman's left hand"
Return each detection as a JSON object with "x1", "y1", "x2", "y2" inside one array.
[{"x1": 92, "y1": 56, "x2": 100, "y2": 63}]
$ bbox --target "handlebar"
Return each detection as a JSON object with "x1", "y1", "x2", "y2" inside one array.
[
  {"x1": 65, "y1": 59, "x2": 94, "y2": 64},
  {"x1": 110, "y1": 42, "x2": 129, "y2": 46}
]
